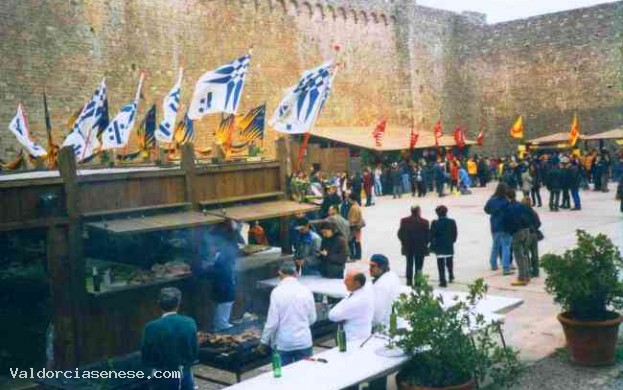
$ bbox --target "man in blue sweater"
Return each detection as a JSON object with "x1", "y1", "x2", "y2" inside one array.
[{"x1": 503, "y1": 189, "x2": 538, "y2": 286}]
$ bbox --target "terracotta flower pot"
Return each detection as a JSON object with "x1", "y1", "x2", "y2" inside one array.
[
  {"x1": 397, "y1": 379, "x2": 476, "y2": 390},
  {"x1": 558, "y1": 311, "x2": 623, "y2": 366}
]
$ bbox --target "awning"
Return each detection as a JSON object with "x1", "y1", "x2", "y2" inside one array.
[
  {"x1": 86, "y1": 211, "x2": 225, "y2": 235},
  {"x1": 311, "y1": 127, "x2": 476, "y2": 151},
  {"x1": 582, "y1": 128, "x2": 623, "y2": 140},
  {"x1": 217, "y1": 200, "x2": 319, "y2": 222},
  {"x1": 527, "y1": 132, "x2": 574, "y2": 145},
  {"x1": 86, "y1": 201, "x2": 319, "y2": 235}
]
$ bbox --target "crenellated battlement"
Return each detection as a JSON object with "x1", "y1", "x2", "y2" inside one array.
[{"x1": 224, "y1": 0, "x2": 400, "y2": 26}]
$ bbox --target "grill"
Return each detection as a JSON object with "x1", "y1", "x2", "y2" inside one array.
[{"x1": 196, "y1": 318, "x2": 337, "y2": 385}]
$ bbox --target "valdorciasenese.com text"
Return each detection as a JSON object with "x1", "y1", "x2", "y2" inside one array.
[{"x1": 9, "y1": 368, "x2": 181, "y2": 380}]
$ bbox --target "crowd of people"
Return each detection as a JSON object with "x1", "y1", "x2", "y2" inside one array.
[{"x1": 139, "y1": 147, "x2": 621, "y2": 389}]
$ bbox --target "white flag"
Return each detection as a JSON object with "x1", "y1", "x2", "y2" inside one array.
[
  {"x1": 101, "y1": 74, "x2": 145, "y2": 150},
  {"x1": 156, "y1": 68, "x2": 183, "y2": 143},
  {"x1": 188, "y1": 54, "x2": 251, "y2": 119},
  {"x1": 271, "y1": 61, "x2": 334, "y2": 134},
  {"x1": 8, "y1": 104, "x2": 47, "y2": 157},
  {"x1": 62, "y1": 78, "x2": 107, "y2": 161}
]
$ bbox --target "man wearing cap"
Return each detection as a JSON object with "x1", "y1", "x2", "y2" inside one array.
[
  {"x1": 369, "y1": 254, "x2": 402, "y2": 329},
  {"x1": 293, "y1": 217, "x2": 322, "y2": 276},
  {"x1": 259, "y1": 263, "x2": 317, "y2": 365},
  {"x1": 310, "y1": 205, "x2": 351, "y2": 255},
  {"x1": 141, "y1": 287, "x2": 199, "y2": 390},
  {"x1": 318, "y1": 221, "x2": 348, "y2": 279}
]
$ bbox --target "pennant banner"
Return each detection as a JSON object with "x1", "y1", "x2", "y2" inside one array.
[
  {"x1": 569, "y1": 113, "x2": 580, "y2": 146},
  {"x1": 476, "y1": 130, "x2": 484, "y2": 146},
  {"x1": 433, "y1": 119, "x2": 443, "y2": 147},
  {"x1": 138, "y1": 104, "x2": 157, "y2": 151},
  {"x1": 238, "y1": 104, "x2": 266, "y2": 143},
  {"x1": 8, "y1": 104, "x2": 47, "y2": 157},
  {"x1": 297, "y1": 132, "x2": 312, "y2": 170},
  {"x1": 410, "y1": 127, "x2": 419, "y2": 150},
  {"x1": 173, "y1": 111, "x2": 194, "y2": 145},
  {"x1": 372, "y1": 118, "x2": 387, "y2": 147},
  {"x1": 101, "y1": 73, "x2": 145, "y2": 150},
  {"x1": 271, "y1": 61, "x2": 334, "y2": 134},
  {"x1": 156, "y1": 68, "x2": 183, "y2": 143},
  {"x1": 453, "y1": 126, "x2": 466, "y2": 148},
  {"x1": 0, "y1": 150, "x2": 25, "y2": 171},
  {"x1": 43, "y1": 92, "x2": 59, "y2": 168},
  {"x1": 510, "y1": 115, "x2": 524, "y2": 139},
  {"x1": 188, "y1": 54, "x2": 251, "y2": 119},
  {"x1": 62, "y1": 78, "x2": 107, "y2": 161}
]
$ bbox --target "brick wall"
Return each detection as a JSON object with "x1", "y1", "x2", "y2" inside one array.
[
  {"x1": 1, "y1": 0, "x2": 623, "y2": 159},
  {"x1": 459, "y1": 2, "x2": 623, "y2": 154},
  {"x1": 0, "y1": 0, "x2": 405, "y2": 160}
]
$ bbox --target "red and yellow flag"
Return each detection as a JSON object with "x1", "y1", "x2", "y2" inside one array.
[
  {"x1": 569, "y1": 113, "x2": 580, "y2": 146},
  {"x1": 510, "y1": 115, "x2": 524, "y2": 139}
]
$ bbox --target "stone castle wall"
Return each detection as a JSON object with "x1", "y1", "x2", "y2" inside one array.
[{"x1": 1, "y1": 0, "x2": 622, "y2": 158}]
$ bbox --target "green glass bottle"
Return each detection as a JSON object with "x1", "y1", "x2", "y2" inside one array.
[
  {"x1": 271, "y1": 350, "x2": 282, "y2": 378},
  {"x1": 337, "y1": 322, "x2": 347, "y2": 352},
  {"x1": 389, "y1": 304, "x2": 398, "y2": 334}
]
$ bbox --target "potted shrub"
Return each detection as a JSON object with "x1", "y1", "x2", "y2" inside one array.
[
  {"x1": 541, "y1": 230, "x2": 623, "y2": 366},
  {"x1": 389, "y1": 277, "x2": 521, "y2": 390}
]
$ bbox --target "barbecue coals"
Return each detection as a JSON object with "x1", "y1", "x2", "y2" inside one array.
[
  {"x1": 198, "y1": 328, "x2": 261, "y2": 348},
  {"x1": 239, "y1": 244, "x2": 271, "y2": 256},
  {"x1": 128, "y1": 261, "x2": 191, "y2": 285}
]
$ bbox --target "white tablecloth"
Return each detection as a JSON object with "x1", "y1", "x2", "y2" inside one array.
[{"x1": 257, "y1": 276, "x2": 524, "y2": 315}]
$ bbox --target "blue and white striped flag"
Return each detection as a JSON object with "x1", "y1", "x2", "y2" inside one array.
[
  {"x1": 188, "y1": 54, "x2": 251, "y2": 119},
  {"x1": 101, "y1": 74, "x2": 145, "y2": 150},
  {"x1": 156, "y1": 68, "x2": 183, "y2": 143},
  {"x1": 8, "y1": 104, "x2": 47, "y2": 157},
  {"x1": 271, "y1": 61, "x2": 334, "y2": 134},
  {"x1": 62, "y1": 78, "x2": 107, "y2": 161}
]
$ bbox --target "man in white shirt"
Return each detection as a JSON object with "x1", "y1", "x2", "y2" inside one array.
[
  {"x1": 368, "y1": 255, "x2": 402, "y2": 390},
  {"x1": 259, "y1": 263, "x2": 317, "y2": 365},
  {"x1": 328, "y1": 269, "x2": 374, "y2": 343},
  {"x1": 369, "y1": 254, "x2": 403, "y2": 329}
]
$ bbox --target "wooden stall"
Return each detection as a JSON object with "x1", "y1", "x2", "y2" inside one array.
[{"x1": 0, "y1": 138, "x2": 318, "y2": 370}]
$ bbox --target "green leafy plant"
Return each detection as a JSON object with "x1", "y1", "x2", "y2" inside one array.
[
  {"x1": 391, "y1": 277, "x2": 522, "y2": 388},
  {"x1": 541, "y1": 230, "x2": 623, "y2": 321}
]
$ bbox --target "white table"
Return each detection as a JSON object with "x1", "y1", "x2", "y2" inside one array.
[
  {"x1": 229, "y1": 277, "x2": 523, "y2": 389},
  {"x1": 258, "y1": 276, "x2": 524, "y2": 315}
]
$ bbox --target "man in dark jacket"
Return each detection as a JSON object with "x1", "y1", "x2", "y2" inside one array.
[
  {"x1": 503, "y1": 189, "x2": 537, "y2": 286},
  {"x1": 484, "y1": 183, "x2": 512, "y2": 274},
  {"x1": 560, "y1": 158, "x2": 572, "y2": 209},
  {"x1": 351, "y1": 173, "x2": 363, "y2": 205},
  {"x1": 569, "y1": 162, "x2": 582, "y2": 210},
  {"x1": 430, "y1": 205, "x2": 457, "y2": 287},
  {"x1": 293, "y1": 218, "x2": 322, "y2": 275},
  {"x1": 142, "y1": 288, "x2": 199, "y2": 390},
  {"x1": 390, "y1": 163, "x2": 402, "y2": 199},
  {"x1": 433, "y1": 161, "x2": 446, "y2": 197},
  {"x1": 320, "y1": 185, "x2": 342, "y2": 218},
  {"x1": 617, "y1": 175, "x2": 623, "y2": 213},
  {"x1": 319, "y1": 222, "x2": 348, "y2": 279},
  {"x1": 397, "y1": 206, "x2": 430, "y2": 286},
  {"x1": 547, "y1": 163, "x2": 563, "y2": 211}
]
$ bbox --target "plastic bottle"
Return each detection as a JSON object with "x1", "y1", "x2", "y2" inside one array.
[
  {"x1": 271, "y1": 350, "x2": 282, "y2": 378},
  {"x1": 389, "y1": 304, "x2": 398, "y2": 334},
  {"x1": 337, "y1": 322, "x2": 347, "y2": 352}
]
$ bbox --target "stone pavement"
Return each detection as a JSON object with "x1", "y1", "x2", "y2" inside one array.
[{"x1": 196, "y1": 184, "x2": 623, "y2": 389}]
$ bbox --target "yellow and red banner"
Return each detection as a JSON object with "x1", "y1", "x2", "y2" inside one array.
[
  {"x1": 569, "y1": 113, "x2": 580, "y2": 146},
  {"x1": 510, "y1": 115, "x2": 524, "y2": 139}
]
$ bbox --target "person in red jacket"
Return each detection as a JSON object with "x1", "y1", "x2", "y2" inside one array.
[
  {"x1": 363, "y1": 167, "x2": 374, "y2": 207},
  {"x1": 397, "y1": 206, "x2": 431, "y2": 286}
]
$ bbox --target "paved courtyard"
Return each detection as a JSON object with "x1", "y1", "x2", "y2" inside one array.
[{"x1": 356, "y1": 184, "x2": 623, "y2": 362}]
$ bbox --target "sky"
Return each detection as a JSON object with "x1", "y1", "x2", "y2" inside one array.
[{"x1": 416, "y1": 0, "x2": 619, "y2": 24}]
